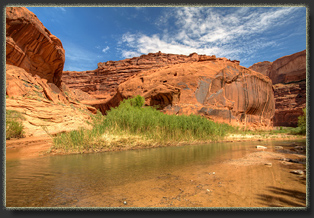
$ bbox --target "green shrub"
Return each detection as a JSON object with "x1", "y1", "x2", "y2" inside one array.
[
  {"x1": 129, "y1": 95, "x2": 145, "y2": 108},
  {"x1": 297, "y1": 107, "x2": 306, "y2": 135},
  {"x1": 6, "y1": 110, "x2": 25, "y2": 139}
]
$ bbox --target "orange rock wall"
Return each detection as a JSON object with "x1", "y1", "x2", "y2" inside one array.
[
  {"x1": 62, "y1": 52, "x2": 238, "y2": 100},
  {"x1": 5, "y1": 7, "x2": 97, "y2": 137},
  {"x1": 101, "y1": 60, "x2": 275, "y2": 129},
  {"x1": 6, "y1": 7, "x2": 65, "y2": 87},
  {"x1": 249, "y1": 50, "x2": 306, "y2": 127}
]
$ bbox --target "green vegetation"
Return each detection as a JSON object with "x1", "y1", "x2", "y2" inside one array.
[
  {"x1": 51, "y1": 96, "x2": 306, "y2": 154},
  {"x1": 270, "y1": 107, "x2": 306, "y2": 136},
  {"x1": 6, "y1": 110, "x2": 25, "y2": 140},
  {"x1": 52, "y1": 95, "x2": 235, "y2": 153},
  {"x1": 105, "y1": 95, "x2": 234, "y2": 142},
  {"x1": 297, "y1": 107, "x2": 306, "y2": 135}
]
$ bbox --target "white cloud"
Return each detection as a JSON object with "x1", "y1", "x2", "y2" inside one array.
[
  {"x1": 119, "y1": 7, "x2": 304, "y2": 66},
  {"x1": 102, "y1": 46, "x2": 110, "y2": 53},
  {"x1": 121, "y1": 50, "x2": 141, "y2": 58}
]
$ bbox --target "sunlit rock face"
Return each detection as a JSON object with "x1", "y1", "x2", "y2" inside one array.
[
  {"x1": 6, "y1": 7, "x2": 65, "y2": 87},
  {"x1": 5, "y1": 64, "x2": 96, "y2": 137},
  {"x1": 249, "y1": 50, "x2": 306, "y2": 127},
  {"x1": 102, "y1": 58, "x2": 275, "y2": 130},
  {"x1": 62, "y1": 52, "x2": 220, "y2": 100},
  {"x1": 5, "y1": 7, "x2": 96, "y2": 137}
]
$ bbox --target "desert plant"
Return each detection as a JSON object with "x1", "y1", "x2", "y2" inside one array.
[
  {"x1": 6, "y1": 110, "x2": 25, "y2": 139},
  {"x1": 297, "y1": 107, "x2": 306, "y2": 135}
]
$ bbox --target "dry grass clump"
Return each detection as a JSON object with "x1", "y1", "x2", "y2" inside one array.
[{"x1": 6, "y1": 109, "x2": 25, "y2": 140}]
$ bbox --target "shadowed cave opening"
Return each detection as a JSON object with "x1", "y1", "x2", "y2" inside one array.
[{"x1": 149, "y1": 93, "x2": 174, "y2": 110}]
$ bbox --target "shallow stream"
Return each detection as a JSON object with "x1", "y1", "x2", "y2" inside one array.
[{"x1": 6, "y1": 139, "x2": 306, "y2": 207}]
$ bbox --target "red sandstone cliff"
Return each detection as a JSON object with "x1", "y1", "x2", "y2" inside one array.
[
  {"x1": 249, "y1": 61, "x2": 272, "y2": 77},
  {"x1": 249, "y1": 50, "x2": 306, "y2": 127},
  {"x1": 62, "y1": 52, "x2": 232, "y2": 100},
  {"x1": 63, "y1": 50, "x2": 275, "y2": 129},
  {"x1": 6, "y1": 7, "x2": 65, "y2": 87},
  {"x1": 101, "y1": 59, "x2": 275, "y2": 129},
  {"x1": 6, "y1": 7, "x2": 96, "y2": 137}
]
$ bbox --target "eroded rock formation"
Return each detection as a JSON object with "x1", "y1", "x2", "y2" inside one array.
[
  {"x1": 249, "y1": 50, "x2": 306, "y2": 127},
  {"x1": 249, "y1": 61, "x2": 272, "y2": 77},
  {"x1": 62, "y1": 52, "x2": 230, "y2": 100},
  {"x1": 6, "y1": 7, "x2": 65, "y2": 87},
  {"x1": 101, "y1": 59, "x2": 275, "y2": 129},
  {"x1": 272, "y1": 81, "x2": 306, "y2": 127},
  {"x1": 6, "y1": 7, "x2": 96, "y2": 137},
  {"x1": 6, "y1": 64, "x2": 96, "y2": 137}
]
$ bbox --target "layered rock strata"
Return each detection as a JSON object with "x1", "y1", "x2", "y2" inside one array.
[
  {"x1": 102, "y1": 59, "x2": 275, "y2": 129},
  {"x1": 62, "y1": 52, "x2": 239, "y2": 100},
  {"x1": 6, "y1": 7, "x2": 96, "y2": 137},
  {"x1": 6, "y1": 7, "x2": 65, "y2": 87},
  {"x1": 272, "y1": 81, "x2": 306, "y2": 127},
  {"x1": 6, "y1": 64, "x2": 96, "y2": 137},
  {"x1": 249, "y1": 50, "x2": 306, "y2": 127}
]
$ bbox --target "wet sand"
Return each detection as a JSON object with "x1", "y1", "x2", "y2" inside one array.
[
  {"x1": 74, "y1": 146, "x2": 306, "y2": 208},
  {"x1": 6, "y1": 136, "x2": 53, "y2": 160}
]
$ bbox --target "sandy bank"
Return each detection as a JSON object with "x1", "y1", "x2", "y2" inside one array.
[{"x1": 6, "y1": 133, "x2": 305, "y2": 160}]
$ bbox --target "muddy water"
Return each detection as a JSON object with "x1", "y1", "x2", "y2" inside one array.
[{"x1": 6, "y1": 140, "x2": 305, "y2": 208}]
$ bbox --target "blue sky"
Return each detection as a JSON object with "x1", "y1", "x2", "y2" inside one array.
[{"x1": 26, "y1": 6, "x2": 307, "y2": 71}]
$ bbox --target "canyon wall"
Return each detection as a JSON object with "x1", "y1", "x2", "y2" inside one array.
[
  {"x1": 249, "y1": 50, "x2": 306, "y2": 127},
  {"x1": 63, "y1": 49, "x2": 275, "y2": 129},
  {"x1": 6, "y1": 7, "x2": 65, "y2": 87},
  {"x1": 62, "y1": 52, "x2": 231, "y2": 100},
  {"x1": 103, "y1": 59, "x2": 275, "y2": 129},
  {"x1": 6, "y1": 7, "x2": 96, "y2": 137}
]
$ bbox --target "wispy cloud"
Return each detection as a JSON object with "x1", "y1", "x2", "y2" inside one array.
[
  {"x1": 119, "y1": 7, "x2": 305, "y2": 66},
  {"x1": 54, "y1": 7, "x2": 67, "y2": 13},
  {"x1": 102, "y1": 46, "x2": 110, "y2": 53},
  {"x1": 63, "y1": 41, "x2": 100, "y2": 71}
]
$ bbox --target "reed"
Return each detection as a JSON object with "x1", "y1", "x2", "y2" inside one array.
[{"x1": 52, "y1": 95, "x2": 236, "y2": 153}]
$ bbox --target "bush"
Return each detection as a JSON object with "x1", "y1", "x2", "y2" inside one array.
[
  {"x1": 129, "y1": 95, "x2": 145, "y2": 108},
  {"x1": 297, "y1": 107, "x2": 306, "y2": 135},
  {"x1": 6, "y1": 110, "x2": 25, "y2": 139}
]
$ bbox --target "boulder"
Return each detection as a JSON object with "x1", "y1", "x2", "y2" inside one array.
[{"x1": 6, "y1": 7, "x2": 65, "y2": 87}]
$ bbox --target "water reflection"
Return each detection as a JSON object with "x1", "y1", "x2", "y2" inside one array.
[{"x1": 6, "y1": 140, "x2": 306, "y2": 207}]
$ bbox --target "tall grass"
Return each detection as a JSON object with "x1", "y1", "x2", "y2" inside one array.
[
  {"x1": 6, "y1": 110, "x2": 25, "y2": 139},
  {"x1": 52, "y1": 95, "x2": 235, "y2": 153},
  {"x1": 105, "y1": 96, "x2": 234, "y2": 143}
]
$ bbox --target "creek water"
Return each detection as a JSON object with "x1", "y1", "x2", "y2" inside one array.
[{"x1": 6, "y1": 139, "x2": 306, "y2": 208}]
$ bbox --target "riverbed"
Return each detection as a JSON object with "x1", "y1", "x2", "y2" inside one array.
[{"x1": 5, "y1": 139, "x2": 306, "y2": 208}]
